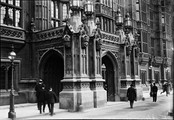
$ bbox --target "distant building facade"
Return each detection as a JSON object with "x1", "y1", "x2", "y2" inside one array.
[{"x1": 0, "y1": 0, "x2": 173, "y2": 111}]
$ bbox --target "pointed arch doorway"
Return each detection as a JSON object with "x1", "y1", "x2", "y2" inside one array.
[
  {"x1": 102, "y1": 52, "x2": 118, "y2": 101},
  {"x1": 39, "y1": 50, "x2": 64, "y2": 101}
]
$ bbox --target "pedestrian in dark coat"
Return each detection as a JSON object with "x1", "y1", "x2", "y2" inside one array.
[
  {"x1": 37, "y1": 86, "x2": 47, "y2": 114},
  {"x1": 46, "y1": 87, "x2": 58, "y2": 116},
  {"x1": 151, "y1": 83, "x2": 158, "y2": 102},
  {"x1": 35, "y1": 79, "x2": 45, "y2": 110},
  {"x1": 127, "y1": 84, "x2": 137, "y2": 108},
  {"x1": 161, "y1": 82, "x2": 169, "y2": 96}
]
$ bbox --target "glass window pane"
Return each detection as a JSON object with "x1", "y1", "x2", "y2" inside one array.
[
  {"x1": 8, "y1": 0, "x2": 13, "y2": 5},
  {"x1": 1, "y1": 0, "x2": 6, "y2": 3},
  {"x1": 15, "y1": 10, "x2": 20, "y2": 27},
  {"x1": 15, "y1": 0, "x2": 20, "y2": 6},
  {"x1": 63, "y1": 4, "x2": 67, "y2": 20},
  {"x1": 9, "y1": 8, "x2": 13, "y2": 19},
  {"x1": 51, "y1": 20, "x2": 54, "y2": 27},
  {"x1": 7, "y1": 8, "x2": 13, "y2": 25},
  {"x1": 55, "y1": 21, "x2": 58, "y2": 27},
  {"x1": 51, "y1": 1, "x2": 54, "y2": 18},
  {"x1": 0, "y1": 6, "x2": 6, "y2": 24},
  {"x1": 55, "y1": 3, "x2": 58, "y2": 19}
]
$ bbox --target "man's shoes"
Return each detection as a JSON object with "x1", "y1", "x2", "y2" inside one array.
[{"x1": 50, "y1": 113, "x2": 55, "y2": 116}]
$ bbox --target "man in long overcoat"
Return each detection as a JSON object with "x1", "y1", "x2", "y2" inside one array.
[
  {"x1": 151, "y1": 83, "x2": 158, "y2": 102},
  {"x1": 127, "y1": 84, "x2": 137, "y2": 108},
  {"x1": 35, "y1": 79, "x2": 45, "y2": 110}
]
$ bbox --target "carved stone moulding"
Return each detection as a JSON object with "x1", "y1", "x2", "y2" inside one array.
[
  {"x1": 35, "y1": 26, "x2": 64, "y2": 41},
  {"x1": 0, "y1": 25, "x2": 25, "y2": 41},
  {"x1": 81, "y1": 34, "x2": 89, "y2": 49},
  {"x1": 101, "y1": 31, "x2": 119, "y2": 44},
  {"x1": 63, "y1": 34, "x2": 71, "y2": 48}
]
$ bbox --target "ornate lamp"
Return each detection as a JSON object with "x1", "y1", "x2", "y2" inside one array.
[
  {"x1": 115, "y1": 8, "x2": 123, "y2": 28},
  {"x1": 124, "y1": 13, "x2": 132, "y2": 34},
  {"x1": 84, "y1": 0, "x2": 94, "y2": 16},
  {"x1": 70, "y1": 0, "x2": 82, "y2": 11},
  {"x1": 8, "y1": 45, "x2": 16, "y2": 119}
]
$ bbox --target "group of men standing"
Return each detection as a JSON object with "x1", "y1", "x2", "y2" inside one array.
[{"x1": 35, "y1": 79, "x2": 58, "y2": 116}]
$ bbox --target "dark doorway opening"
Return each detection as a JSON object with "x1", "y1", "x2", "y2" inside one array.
[
  {"x1": 40, "y1": 50, "x2": 64, "y2": 102},
  {"x1": 102, "y1": 55, "x2": 115, "y2": 101}
]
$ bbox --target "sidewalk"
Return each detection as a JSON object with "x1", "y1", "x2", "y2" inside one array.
[{"x1": 0, "y1": 89, "x2": 172, "y2": 120}]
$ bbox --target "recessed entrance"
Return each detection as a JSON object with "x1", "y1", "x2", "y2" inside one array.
[
  {"x1": 39, "y1": 50, "x2": 64, "y2": 101},
  {"x1": 102, "y1": 55, "x2": 115, "y2": 101}
]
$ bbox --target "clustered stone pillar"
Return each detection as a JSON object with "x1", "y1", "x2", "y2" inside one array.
[
  {"x1": 88, "y1": 34, "x2": 107, "y2": 108},
  {"x1": 59, "y1": 0, "x2": 106, "y2": 111},
  {"x1": 59, "y1": 29, "x2": 94, "y2": 111}
]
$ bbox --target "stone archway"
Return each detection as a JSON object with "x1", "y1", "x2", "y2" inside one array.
[
  {"x1": 102, "y1": 51, "x2": 119, "y2": 101},
  {"x1": 39, "y1": 49, "x2": 64, "y2": 101}
]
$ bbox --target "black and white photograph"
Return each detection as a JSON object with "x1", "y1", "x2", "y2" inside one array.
[{"x1": 0, "y1": 0, "x2": 173, "y2": 119}]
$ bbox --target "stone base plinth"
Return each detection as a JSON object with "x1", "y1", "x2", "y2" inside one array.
[
  {"x1": 93, "y1": 89, "x2": 107, "y2": 108},
  {"x1": 59, "y1": 90, "x2": 94, "y2": 112}
]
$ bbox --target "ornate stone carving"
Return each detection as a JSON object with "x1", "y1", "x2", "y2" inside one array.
[
  {"x1": 0, "y1": 25, "x2": 25, "y2": 40},
  {"x1": 35, "y1": 26, "x2": 64, "y2": 41},
  {"x1": 101, "y1": 31, "x2": 119, "y2": 44},
  {"x1": 63, "y1": 34, "x2": 71, "y2": 48},
  {"x1": 96, "y1": 38, "x2": 102, "y2": 51},
  {"x1": 81, "y1": 34, "x2": 89, "y2": 49}
]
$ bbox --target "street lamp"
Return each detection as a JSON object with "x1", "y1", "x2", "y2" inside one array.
[
  {"x1": 8, "y1": 45, "x2": 16, "y2": 119},
  {"x1": 115, "y1": 9, "x2": 133, "y2": 55}
]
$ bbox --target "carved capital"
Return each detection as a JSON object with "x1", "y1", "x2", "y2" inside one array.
[{"x1": 81, "y1": 34, "x2": 89, "y2": 49}]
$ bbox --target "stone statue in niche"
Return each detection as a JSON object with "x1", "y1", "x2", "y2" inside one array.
[
  {"x1": 63, "y1": 32, "x2": 71, "y2": 48},
  {"x1": 81, "y1": 34, "x2": 89, "y2": 48}
]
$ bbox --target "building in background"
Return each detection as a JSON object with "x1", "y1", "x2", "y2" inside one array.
[{"x1": 0, "y1": 0, "x2": 173, "y2": 111}]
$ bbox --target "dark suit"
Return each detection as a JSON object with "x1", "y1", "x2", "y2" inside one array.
[
  {"x1": 152, "y1": 85, "x2": 158, "y2": 102},
  {"x1": 46, "y1": 90, "x2": 57, "y2": 115},
  {"x1": 37, "y1": 88, "x2": 46, "y2": 113},
  {"x1": 127, "y1": 86, "x2": 137, "y2": 108},
  {"x1": 35, "y1": 83, "x2": 45, "y2": 112}
]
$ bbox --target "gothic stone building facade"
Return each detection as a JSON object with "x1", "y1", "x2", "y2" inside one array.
[{"x1": 0, "y1": 0, "x2": 173, "y2": 111}]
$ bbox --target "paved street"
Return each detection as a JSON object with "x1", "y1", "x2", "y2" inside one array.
[{"x1": 0, "y1": 91, "x2": 173, "y2": 120}]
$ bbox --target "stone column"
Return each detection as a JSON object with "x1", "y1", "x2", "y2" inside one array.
[
  {"x1": 59, "y1": 10, "x2": 94, "y2": 111},
  {"x1": 88, "y1": 34, "x2": 107, "y2": 108}
]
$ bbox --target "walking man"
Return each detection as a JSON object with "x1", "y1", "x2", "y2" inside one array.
[
  {"x1": 127, "y1": 84, "x2": 137, "y2": 108},
  {"x1": 46, "y1": 87, "x2": 58, "y2": 116},
  {"x1": 151, "y1": 83, "x2": 158, "y2": 102},
  {"x1": 161, "y1": 82, "x2": 169, "y2": 96},
  {"x1": 38, "y1": 86, "x2": 46, "y2": 114},
  {"x1": 35, "y1": 79, "x2": 45, "y2": 110}
]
